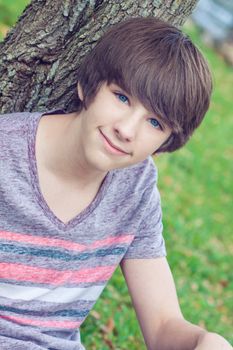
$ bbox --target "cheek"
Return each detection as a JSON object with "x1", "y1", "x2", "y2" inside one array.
[
  {"x1": 134, "y1": 141, "x2": 157, "y2": 159},
  {"x1": 89, "y1": 105, "x2": 111, "y2": 125},
  {"x1": 142, "y1": 135, "x2": 167, "y2": 154},
  {"x1": 85, "y1": 109, "x2": 101, "y2": 127},
  {"x1": 140, "y1": 131, "x2": 161, "y2": 149}
]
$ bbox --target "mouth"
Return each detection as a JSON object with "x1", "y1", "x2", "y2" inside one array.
[{"x1": 99, "y1": 129, "x2": 130, "y2": 155}]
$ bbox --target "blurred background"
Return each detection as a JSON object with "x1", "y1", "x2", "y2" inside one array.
[
  {"x1": 0, "y1": 0, "x2": 232, "y2": 348},
  {"x1": 192, "y1": 0, "x2": 233, "y2": 65}
]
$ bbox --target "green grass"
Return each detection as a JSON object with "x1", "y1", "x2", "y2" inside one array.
[
  {"x1": 0, "y1": 4, "x2": 233, "y2": 348},
  {"x1": 0, "y1": 0, "x2": 29, "y2": 40}
]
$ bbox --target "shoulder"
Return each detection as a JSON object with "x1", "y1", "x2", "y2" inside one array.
[
  {"x1": 0, "y1": 111, "x2": 43, "y2": 155},
  {"x1": 113, "y1": 156, "x2": 158, "y2": 191},
  {"x1": 107, "y1": 157, "x2": 159, "y2": 208},
  {"x1": 0, "y1": 111, "x2": 31, "y2": 121},
  {"x1": 0, "y1": 111, "x2": 34, "y2": 133}
]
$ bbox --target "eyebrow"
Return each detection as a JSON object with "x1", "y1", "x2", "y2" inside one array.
[{"x1": 110, "y1": 82, "x2": 130, "y2": 94}]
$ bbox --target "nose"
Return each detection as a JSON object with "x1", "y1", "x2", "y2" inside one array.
[{"x1": 113, "y1": 113, "x2": 141, "y2": 142}]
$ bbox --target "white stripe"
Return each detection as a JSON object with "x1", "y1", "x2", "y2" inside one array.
[{"x1": 0, "y1": 283, "x2": 104, "y2": 303}]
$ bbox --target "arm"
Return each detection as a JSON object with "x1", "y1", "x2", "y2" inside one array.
[{"x1": 120, "y1": 257, "x2": 232, "y2": 350}]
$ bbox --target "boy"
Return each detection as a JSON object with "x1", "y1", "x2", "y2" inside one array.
[{"x1": 0, "y1": 17, "x2": 231, "y2": 350}]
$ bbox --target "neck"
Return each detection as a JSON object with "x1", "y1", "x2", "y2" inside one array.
[{"x1": 36, "y1": 112, "x2": 107, "y2": 188}]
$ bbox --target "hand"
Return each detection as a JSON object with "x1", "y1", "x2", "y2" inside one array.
[{"x1": 195, "y1": 332, "x2": 232, "y2": 349}]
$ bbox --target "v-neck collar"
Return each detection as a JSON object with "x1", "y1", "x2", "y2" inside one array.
[{"x1": 27, "y1": 111, "x2": 113, "y2": 231}]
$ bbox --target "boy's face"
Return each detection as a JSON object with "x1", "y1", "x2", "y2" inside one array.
[{"x1": 76, "y1": 82, "x2": 171, "y2": 173}]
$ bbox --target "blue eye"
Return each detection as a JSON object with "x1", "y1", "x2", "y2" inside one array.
[
  {"x1": 116, "y1": 93, "x2": 129, "y2": 104},
  {"x1": 149, "y1": 118, "x2": 161, "y2": 129}
]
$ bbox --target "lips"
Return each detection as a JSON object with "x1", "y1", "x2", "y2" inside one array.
[{"x1": 99, "y1": 129, "x2": 130, "y2": 155}]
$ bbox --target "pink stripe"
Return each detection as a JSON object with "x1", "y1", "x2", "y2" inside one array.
[
  {"x1": 0, "y1": 230, "x2": 133, "y2": 252},
  {"x1": 0, "y1": 230, "x2": 86, "y2": 252},
  {"x1": 0, "y1": 262, "x2": 115, "y2": 285},
  {"x1": 0, "y1": 314, "x2": 81, "y2": 329},
  {"x1": 91, "y1": 235, "x2": 134, "y2": 249}
]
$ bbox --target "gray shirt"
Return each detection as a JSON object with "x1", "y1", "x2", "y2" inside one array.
[{"x1": 0, "y1": 111, "x2": 166, "y2": 349}]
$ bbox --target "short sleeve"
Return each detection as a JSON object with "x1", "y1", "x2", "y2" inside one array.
[{"x1": 123, "y1": 172, "x2": 166, "y2": 260}]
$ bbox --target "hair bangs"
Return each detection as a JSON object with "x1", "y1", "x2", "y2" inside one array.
[{"x1": 116, "y1": 54, "x2": 184, "y2": 134}]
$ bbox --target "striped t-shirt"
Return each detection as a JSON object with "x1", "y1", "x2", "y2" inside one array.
[{"x1": 0, "y1": 111, "x2": 166, "y2": 349}]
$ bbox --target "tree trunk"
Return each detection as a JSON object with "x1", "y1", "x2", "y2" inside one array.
[{"x1": 0, "y1": 0, "x2": 198, "y2": 114}]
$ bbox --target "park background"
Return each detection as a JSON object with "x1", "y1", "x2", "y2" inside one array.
[{"x1": 0, "y1": 1, "x2": 232, "y2": 349}]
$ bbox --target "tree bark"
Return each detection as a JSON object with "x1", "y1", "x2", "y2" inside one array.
[{"x1": 0, "y1": 0, "x2": 199, "y2": 114}]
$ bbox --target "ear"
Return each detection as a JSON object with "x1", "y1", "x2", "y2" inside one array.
[{"x1": 77, "y1": 83, "x2": 84, "y2": 101}]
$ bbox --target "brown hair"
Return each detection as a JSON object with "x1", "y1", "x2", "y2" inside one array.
[{"x1": 77, "y1": 17, "x2": 212, "y2": 152}]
